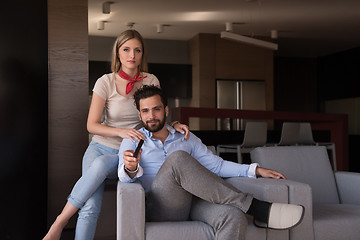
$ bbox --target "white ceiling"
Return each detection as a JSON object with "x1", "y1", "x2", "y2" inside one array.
[{"x1": 88, "y1": 0, "x2": 360, "y2": 57}]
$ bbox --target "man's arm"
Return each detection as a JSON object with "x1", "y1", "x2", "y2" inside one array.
[
  {"x1": 122, "y1": 149, "x2": 142, "y2": 178},
  {"x1": 188, "y1": 132, "x2": 253, "y2": 177},
  {"x1": 188, "y1": 132, "x2": 284, "y2": 179},
  {"x1": 118, "y1": 138, "x2": 144, "y2": 182}
]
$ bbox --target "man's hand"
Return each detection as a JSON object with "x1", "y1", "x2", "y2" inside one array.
[
  {"x1": 256, "y1": 167, "x2": 286, "y2": 180},
  {"x1": 123, "y1": 149, "x2": 142, "y2": 177}
]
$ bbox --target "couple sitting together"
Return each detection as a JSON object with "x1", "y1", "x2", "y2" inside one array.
[{"x1": 44, "y1": 29, "x2": 303, "y2": 240}]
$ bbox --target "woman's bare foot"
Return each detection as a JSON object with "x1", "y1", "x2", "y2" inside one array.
[
  {"x1": 43, "y1": 201, "x2": 78, "y2": 239},
  {"x1": 43, "y1": 216, "x2": 68, "y2": 240}
]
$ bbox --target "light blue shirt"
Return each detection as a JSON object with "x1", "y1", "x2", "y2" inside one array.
[{"x1": 118, "y1": 124, "x2": 258, "y2": 192}]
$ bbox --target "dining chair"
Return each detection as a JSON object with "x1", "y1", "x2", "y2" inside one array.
[
  {"x1": 217, "y1": 121, "x2": 268, "y2": 163},
  {"x1": 298, "y1": 122, "x2": 337, "y2": 171},
  {"x1": 277, "y1": 122, "x2": 300, "y2": 146}
]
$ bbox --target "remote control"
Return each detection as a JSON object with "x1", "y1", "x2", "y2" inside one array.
[{"x1": 133, "y1": 139, "x2": 144, "y2": 158}]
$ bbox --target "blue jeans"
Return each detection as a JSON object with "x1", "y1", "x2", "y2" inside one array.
[{"x1": 67, "y1": 141, "x2": 119, "y2": 240}]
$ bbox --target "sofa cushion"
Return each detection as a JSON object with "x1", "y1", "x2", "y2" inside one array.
[
  {"x1": 146, "y1": 221, "x2": 214, "y2": 240},
  {"x1": 251, "y1": 146, "x2": 339, "y2": 204},
  {"x1": 313, "y1": 204, "x2": 360, "y2": 240},
  {"x1": 145, "y1": 218, "x2": 287, "y2": 240}
]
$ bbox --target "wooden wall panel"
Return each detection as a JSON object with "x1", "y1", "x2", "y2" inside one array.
[
  {"x1": 189, "y1": 35, "x2": 201, "y2": 129},
  {"x1": 198, "y1": 34, "x2": 216, "y2": 108},
  {"x1": 198, "y1": 34, "x2": 216, "y2": 130},
  {"x1": 48, "y1": 0, "x2": 89, "y2": 227},
  {"x1": 216, "y1": 37, "x2": 270, "y2": 79},
  {"x1": 189, "y1": 33, "x2": 274, "y2": 130}
]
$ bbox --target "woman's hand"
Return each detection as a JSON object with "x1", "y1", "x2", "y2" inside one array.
[
  {"x1": 256, "y1": 167, "x2": 287, "y2": 180},
  {"x1": 172, "y1": 122, "x2": 190, "y2": 141},
  {"x1": 118, "y1": 128, "x2": 145, "y2": 142}
]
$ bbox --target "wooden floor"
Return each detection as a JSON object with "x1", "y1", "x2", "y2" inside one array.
[
  {"x1": 60, "y1": 228, "x2": 115, "y2": 240},
  {"x1": 61, "y1": 229, "x2": 75, "y2": 240}
]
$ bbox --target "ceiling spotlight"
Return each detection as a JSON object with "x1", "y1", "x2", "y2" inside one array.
[
  {"x1": 156, "y1": 24, "x2": 171, "y2": 34},
  {"x1": 157, "y1": 24, "x2": 164, "y2": 33},
  {"x1": 225, "y1": 22, "x2": 233, "y2": 32},
  {"x1": 126, "y1": 22, "x2": 135, "y2": 28},
  {"x1": 271, "y1": 30, "x2": 278, "y2": 39},
  {"x1": 97, "y1": 21, "x2": 106, "y2": 30},
  {"x1": 102, "y1": 1, "x2": 114, "y2": 14}
]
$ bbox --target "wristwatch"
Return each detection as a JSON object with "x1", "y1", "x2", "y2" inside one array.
[{"x1": 124, "y1": 164, "x2": 139, "y2": 174}]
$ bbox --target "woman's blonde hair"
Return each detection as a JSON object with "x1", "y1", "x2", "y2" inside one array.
[{"x1": 111, "y1": 29, "x2": 148, "y2": 73}]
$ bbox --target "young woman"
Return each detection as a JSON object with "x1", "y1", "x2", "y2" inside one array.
[{"x1": 43, "y1": 29, "x2": 189, "y2": 240}]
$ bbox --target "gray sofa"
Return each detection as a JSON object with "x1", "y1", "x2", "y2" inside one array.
[
  {"x1": 251, "y1": 146, "x2": 360, "y2": 240},
  {"x1": 117, "y1": 176, "x2": 310, "y2": 240}
]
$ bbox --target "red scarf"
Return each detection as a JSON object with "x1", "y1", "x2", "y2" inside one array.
[{"x1": 119, "y1": 70, "x2": 147, "y2": 94}]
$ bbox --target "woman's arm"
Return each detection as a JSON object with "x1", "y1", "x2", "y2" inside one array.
[{"x1": 87, "y1": 92, "x2": 145, "y2": 142}]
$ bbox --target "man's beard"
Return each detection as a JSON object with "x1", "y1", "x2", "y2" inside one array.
[{"x1": 143, "y1": 113, "x2": 166, "y2": 132}]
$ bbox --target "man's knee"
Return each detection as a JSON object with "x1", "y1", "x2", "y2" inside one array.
[
  {"x1": 165, "y1": 150, "x2": 194, "y2": 167},
  {"x1": 167, "y1": 150, "x2": 191, "y2": 160}
]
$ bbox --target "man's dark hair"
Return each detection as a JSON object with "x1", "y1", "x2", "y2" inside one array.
[{"x1": 133, "y1": 85, "x2": 168, "y2": 110}]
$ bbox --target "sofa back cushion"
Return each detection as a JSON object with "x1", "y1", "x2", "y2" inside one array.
[{"x1": 251, "y1": 146, "x2": 339, "y2": 204}]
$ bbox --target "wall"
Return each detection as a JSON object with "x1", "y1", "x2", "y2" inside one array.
[
  {"x1": 88, "y1": 36, "x2": 189, "y2": 64},
  {"x1": 318, "y1": 47, "x2": 360, "y2": 172},
  {"x1": 318, "y1": 47, "x2": 360, "y2": 102},
  {"x1": 48, "y1": 0, "x2": 89, "y2": 229},
  {"x1": 0, "y1": 0, "x2": 48, "y2": 238},
  {"x1": 88, "y1": 36, "x2": 116, "y2": 62},
  {"x1": 274, "y1": 57, "x2": 318, "y2": 112},
  {"x1": 189, "y1": 34, "x2": 274, "y2": 130},
  {"x1": 325, "y1": 97, "x2": 360, "y2": 135},
  {"x1": 317, "y1": 47, "x2": 360, "y2": 134}
]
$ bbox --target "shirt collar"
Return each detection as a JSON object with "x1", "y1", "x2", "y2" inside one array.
[{"x1": 141, "y1": 124, "x2": 175, "y2": 138}]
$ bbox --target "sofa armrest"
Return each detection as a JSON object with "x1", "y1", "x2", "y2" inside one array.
[
  {"x1": 335, "y1": 171, "x2": 360, "y2": 205},
  {"x1": 278, "y1": 179, "x2": 314, "y2": 240},
  {"x1": 225, "y1": 177, "x2": 314, "y2": 240},
  {"x1": 225, "y1": 177, "x2": 289, "y2": 203},
  {"x1": 117, "y1": 181, "x2": 145, "y2": 240}
]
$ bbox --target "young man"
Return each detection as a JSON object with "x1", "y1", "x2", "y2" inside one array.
[{"x1": 118, "y1": 85, "x2": 304, "y2": 239}]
